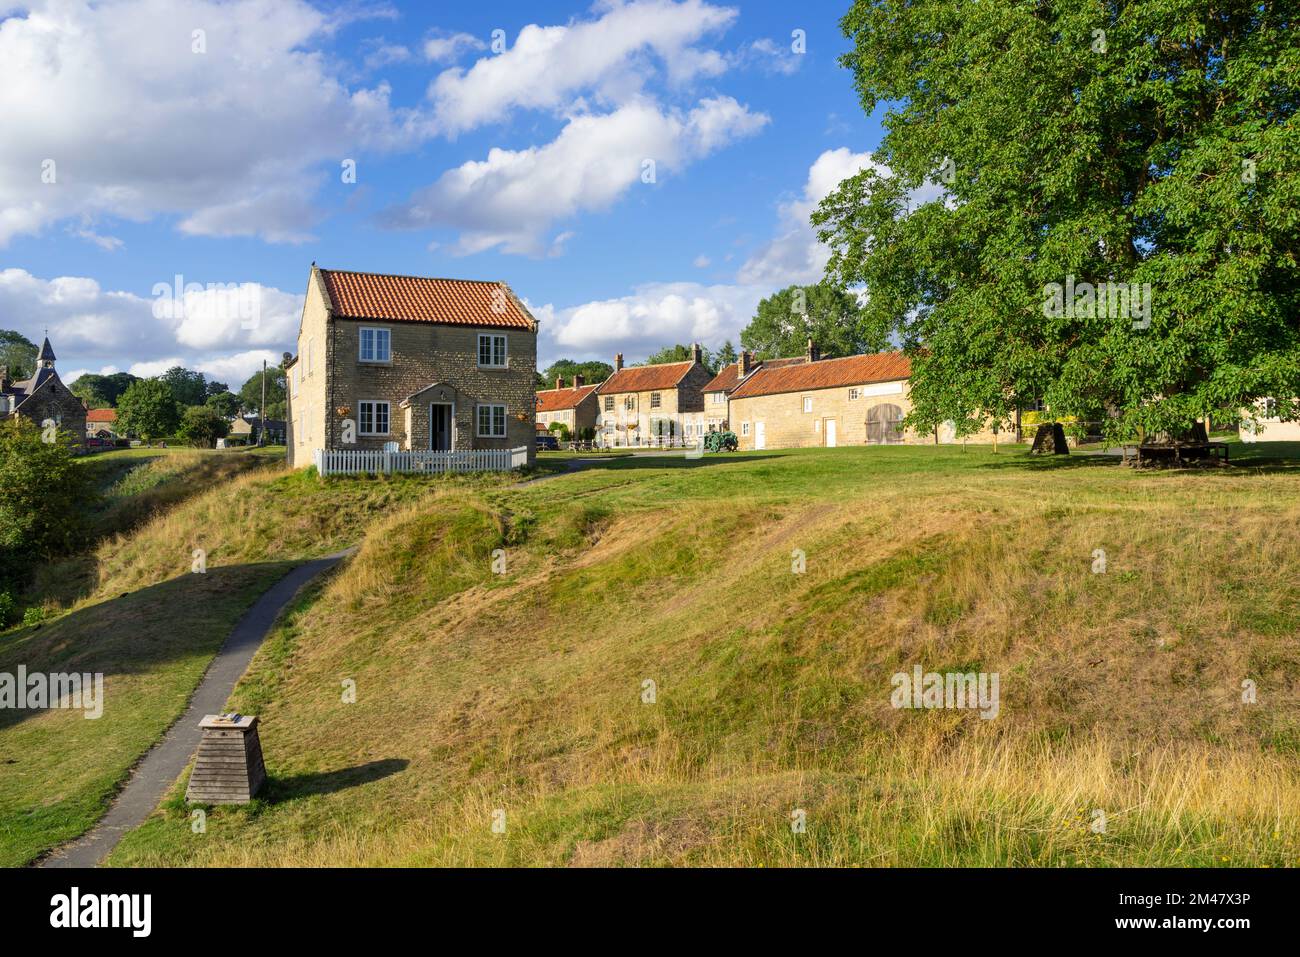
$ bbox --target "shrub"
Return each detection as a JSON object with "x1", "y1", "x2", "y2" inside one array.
[
  {"x1": 178, "y1": 405, "x2": 231, "y2": 448},
  {"x1": 0, "y1": 591, "x2": 13, "y2": 627},
  {"x1": 21, "y1": 606, "x2": 44, "y2": 627},
  {"x1": 0, "y1": 419, "x2": 96, "y2": 584}
]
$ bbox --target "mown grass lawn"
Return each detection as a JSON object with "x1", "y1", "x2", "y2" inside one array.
[{"x1": 100, "y1": 439, "x2": 1300, "y2": 867}]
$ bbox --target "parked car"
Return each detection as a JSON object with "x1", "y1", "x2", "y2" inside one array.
[{"x1": 536, "y1": 433, "x2": 560, "y2": 451}]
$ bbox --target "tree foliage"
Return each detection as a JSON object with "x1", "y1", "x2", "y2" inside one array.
[
  {"x1": 815, "y1": 0, "x2": 1300, "y2": 440},
  {"x1": 539, "y1": 359, "x2": 615, "y2": 389},
  {"x1": 204, "y1": 391, "x2": 241, "y2": 418},
  {"x1": 740, "y1": 283, "x2": 875, "y2": 360},
  {"x1": 70, "y1": 372, "x2": 139, "y2": 408},
  {"x1": 116, "y1": 379, "x2": 180, "y2": 442},
  {"x1": 0, "y1": 418, "x2": 95, "y2": 589},
  {"x1": 0, "y1": 330, "x2": 37, "y2": 381},
  {"x1": 239, "y1": 367, "x2": 286, "y2": 419},
  {"x1": 159, "y1": 366, "x2": 208, "y2": 407},
  {"x1": 640, "y1": 344, "x2": 718, "y2": 373},
  {"x1": 178, "y1": 405, "x2": 230, "y2": 448}
]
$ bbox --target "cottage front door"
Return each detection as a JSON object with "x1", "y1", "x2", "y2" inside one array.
[{"x1": 430, "y1": 403, "x2": 454, "y2": 451}]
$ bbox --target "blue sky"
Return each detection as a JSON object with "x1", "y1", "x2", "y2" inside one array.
[{"x1": 0, "y1": 0, "x2": 885, "y2": 387}]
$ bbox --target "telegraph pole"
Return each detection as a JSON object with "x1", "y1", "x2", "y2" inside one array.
[{"x1": 259, "y1": 358, "x2": 267, "y2": 446}]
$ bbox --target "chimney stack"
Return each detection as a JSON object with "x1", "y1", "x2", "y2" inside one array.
[
  {"x1": 691, "y1": 342, "x2": 702, "y2": 363},
  {"x1": 737, "y1": 350, "x2": 751, "y2": 378},
  {"x1": 556, "y1": 375, "x2": 564, "y2": 390},
  {"x1": 614, "y1": 353, "x2": 624, "y2": 371},
  {"x1": 806, "y1": 338, "x2": 820, "y2": 363},
  {"x1": 574, "y1": 374, "x2": 585, "y2": 388}
]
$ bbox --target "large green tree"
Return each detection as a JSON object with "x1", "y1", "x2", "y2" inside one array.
[
  {"x1": 116, "y1": 379, "x2": 180, "y2": 442},
  {"x1": 740, "y1": 283, "x2": 874, "y2": 360},
  {"x1": 0, "y1": 331, "x2": 37, "y2": 381},
  {"x1": 159, "y1": 366, "x2": 208, "y2": 407},
  {"x1": 815, "y1": 0, "x2": 1300, "y2": 440},
  {"x1": 69, "y1": 371, "x2": 139, "y2": 408},
  {"x1": 239, "y1": 367, "x2": 286, "y2": 419},
  {"x1": 539, "y1": 359, "x2": 615, "y2": 390}
]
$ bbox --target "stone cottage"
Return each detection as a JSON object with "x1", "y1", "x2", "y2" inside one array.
[{"x1": 286, "y1": 266, "x2": 538, "y2": 468}]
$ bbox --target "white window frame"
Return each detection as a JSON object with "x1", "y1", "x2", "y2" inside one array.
[
  {"x1": 307, "y1": 338, "x2": 314, "y2": 376},
  {"x1": 359, "y1": 327, "x2": 391, "y2": 363},
  {"x1": 358, "y1": 400, "x2": 390, "y2": 436},
  {"x1": 476, "y1": 403, "x2": 507, "y2": 438},
  {"x1": 849, "y1": 388, "x2": 860, "y2": 401},
  {"x1": 650, "y1": 392, "x2": 661, "y2": 409},
  {"x1": 604, "y1": 396, "x2": 614, "y2": 411},
  {"x1": 802, "y1": 396, "x2": 813, "y2": 414},
  {"x1": 741, "y1": 422, "x2": 750, "y2": 436},
  {"x1": 291, "y1": 366, "x2": 300, "y2": 397},
  {"x1": 478, "y1": 333, "x2": 508, "y2": 368}
]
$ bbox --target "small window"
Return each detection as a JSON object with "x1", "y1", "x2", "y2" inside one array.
[
  {"x1": 802, "y1": 396, "x2": 813, "y2": 414},
  {"x1": 849, "y1": 388, "x2": 859, "y2": 401},
  {"x1": 624, "y1": 396, "x2": 634, "y2": 411},
  {"x1": 741, "y1": 422, "x2": 750, "y2": 436},
  {"x1": 477, "y1": 403, "x2": 507, "y2": 438},
  {"x1": 650, "y1": 392, "x2": 661, "y2": 409},
  {"x1": 604, "y1": 396, "x2": 614, "y2": 412},
  {"x1": 360, "y1": 327, "x2": 391, "y2": 363},
  {"x1": 358, "y1": 400, "x2": 390, "y2": 435},
  {"x1": 307, "y1": 338, "x2": 314, "y2": 375},
  {"x1": 478, "y1": 334, "x2": 507, "y2": 368}
]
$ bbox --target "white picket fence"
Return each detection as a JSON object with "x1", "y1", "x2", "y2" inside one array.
[{"x1": 313, "y1": 446, "x2": 529, "y2": 476}]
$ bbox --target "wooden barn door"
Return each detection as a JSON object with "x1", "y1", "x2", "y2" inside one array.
[{"x1": 866, "y1": 403, "x2": 904, "y2": 444}]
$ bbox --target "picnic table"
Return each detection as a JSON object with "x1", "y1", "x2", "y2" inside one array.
[{"x1": 1122, "y1": 441, "x2": 1229, "y2": 467}]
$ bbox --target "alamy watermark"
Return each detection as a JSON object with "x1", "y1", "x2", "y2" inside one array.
[
  {"x1": 891, "y1": 664, "x2": 1000, "y2": 719},
  {"x1": 0, "y1": 666, "x2": 104, "y2": 718},
  {"x1": 151, "y1": 274, "x2": 262, "y2": 331},
  {"x1": 1043, "y1": 275, "x2": 1151, "y2": 329}
]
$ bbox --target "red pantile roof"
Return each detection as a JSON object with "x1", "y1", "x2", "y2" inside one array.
[
  {"x1": 702, "y1": 355, "x2": 807, "y2": 393},
  {"x1": 319, "y1": 268, "x2": 535, "y2": 329},
  {"x1": 728, "y1": 352, "x2": 911, "y2": 400},
  {"x1": 595, "y1": 360, "x2": 695, "y2": 395},
  {"x1": 86, "y1": 408, "x2": 117, "y2": 423},
  {"x1": 536, "y1": 383, "x2": 598, "y2": 413}
]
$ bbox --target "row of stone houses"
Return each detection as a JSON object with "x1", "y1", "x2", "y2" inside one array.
[{"x1": 535, "y1": 338, "x2": 1003, "y2": 450}]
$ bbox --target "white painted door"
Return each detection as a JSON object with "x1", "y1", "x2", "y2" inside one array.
[
  {"x1": 825, "y1": 418, "x2": 837, "y2": 447},
  {"x1": 755, "y1": 421, "x2": 766, "y2": 450}
]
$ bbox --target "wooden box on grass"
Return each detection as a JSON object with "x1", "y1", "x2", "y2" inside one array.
[{"x1": 186, "y1": 714, "x2": 267, "y2": 804}]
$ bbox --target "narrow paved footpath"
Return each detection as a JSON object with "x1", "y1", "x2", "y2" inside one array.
[{"x1": 39, "y1": 550, "x2": 353, "y2": 868}]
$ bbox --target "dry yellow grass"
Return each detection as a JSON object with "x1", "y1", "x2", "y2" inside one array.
[{"x1": 103, "y1": 445, "x2": 1300, "y2": 866}]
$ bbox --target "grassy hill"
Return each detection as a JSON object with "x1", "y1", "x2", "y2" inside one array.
[
  {"x1": 85, "y1": 442, "x2": 1300, "y2": 867},
  {"x1": 0, "y1": 447, "x2": 511, "y2": 866}
]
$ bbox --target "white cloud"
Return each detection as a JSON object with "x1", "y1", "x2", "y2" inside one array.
[
  {"x1": 0, "y1": 0, "x2": 427, "y2": 246},
  {"x1": 532, "y1": 280, "x2": 767, "y2": 365},
  {"x1": 693, "y1": 254, "x2": 711, "y2": 268},
  {"x1": 423, "y1": 31, "x2": 485, "y2": 64},
  {"x1": 741, "y1": 38, "x2": 801, "y2": 76},
  {"x1": 0, "y1": 268, "x2": 301, "y2": 387},
  {"x1": 428, "y1": 0, "x2": 737, "y2": 135},
  {"x1": 738, "y1": 148, "x2": 883, "y2": 286},
  {"x1": 383, "y1": 96, "x2": 767, "y2": 255}
]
